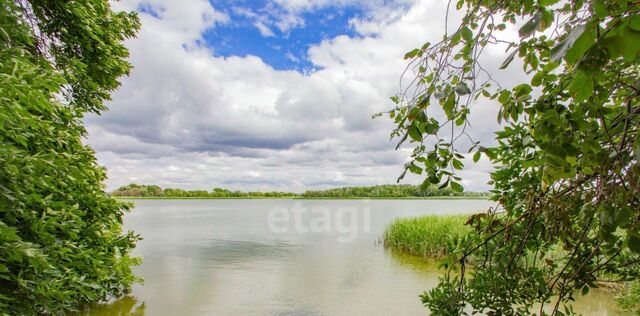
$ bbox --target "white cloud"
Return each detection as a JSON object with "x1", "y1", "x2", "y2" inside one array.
[
  {"x1": 285, "y1": 52, "x2": 300, "y2": 63},
  {"x1": 271, "y1": 10, "x2": 305, "y2": 33},
  {"x1": 89, "y1": 0, "x2": 515, "y2": 192},
  {"x1": 112, "y1": 0, "x2": 229, "y2": 42},
  {"x1": 254, "y1": 21, "x2": 276, "y2": 37}
]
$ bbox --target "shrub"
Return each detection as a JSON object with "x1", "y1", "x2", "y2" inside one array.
[{"x1": 0, "y1": 1, "x2": 140, "y2": 314}]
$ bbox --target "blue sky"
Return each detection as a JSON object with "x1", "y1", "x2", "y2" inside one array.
[{"x1": 203, "y1": 0, "x2": 364, "y2": 72}]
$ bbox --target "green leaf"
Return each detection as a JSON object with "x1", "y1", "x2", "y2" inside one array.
[
  {"x1": 443, "y1": 93, "x2": 455, "y2": 119},
  {"x1": 531, "y1": 72, "x2": 543, "y2": 87},
  {"x1": 417, "y1": 95, "x2": 430, "y2": 108},
  {"x1": 498, "y1": 90, "x2": 511, "y2": 104},
  {"x1": 424, "y1": 121, "x2": 440, "y2": 135},
  {"x1": 564, "y1": 24, "x2": 596, "y2": 64},
  {"x1": 461, "y1": 27, "x2": 473, "y2": 42},
  {"x1": 404, "y1": 48, "x2": 421, "y2": 60},
  {"x1": 603, "y1": 26, "x2": 640, "y2": 62},
  {"x1": 592, "y1": 0, "x2": 607, "y2": 19},
  {"x1": 630, "y1": 15, "x2": 640, "y2": 31},
  {"x1": 450, "y1": 181, "x2": 464, "y2": 192},
  {"x1": 452, "y1": 159, "x2": 464, "y2": 170},
  {"x1": 454, "y1": 83, "x2": 471, "y2": 95},
  {"x1": 395, "y1": 132, "x2": 409, "y2": 150},
  {"x1": 568, "y1": 70, "x2": 593, "y2": 102},
  {"x1": 513, "y1": 84, "x2": 532, "y2": 97},
  {"x1": 550, "y1": 24, "x2": 587, "y2": 62},
  {"x1": 451, "y1": 30, "x2": 462, "y2": 45},
  {"x1": 14, "y1": 135, "x2": 28, "y2": 147},
  {"x1": 500, "y1": 49, "x2": 518, "y2": 69},
  {"x1": 473, "y1": 151, "x2": 481, "y2": 163},
  {"x1": 581, "y1": 285, "x2": 589, "y2": 296},
  {"x1": 540, "y1": 10, "x2": 554, "y2": 31},
  {"x1": 540, "y1": 0, "x2": 561, "y2": 5},
  {"x1": 409, "y1": 164, "x2": 423, "y2": 175},
  {"x1": 408, "y1": 124, "x2": 422, "y2": 142},
  {"x1": 628, "y1": 231, "x2": 640, "y2": 253},
  {"x1": 518, "y1": 12, "x2": 542, "y2": 38}
]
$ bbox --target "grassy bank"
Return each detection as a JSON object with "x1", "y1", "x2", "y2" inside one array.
[
  {"x1": 616, "y1": 281, "x2": 640, "y2": 314},
  {"x1": 383, "y1": 214, "x2": 472, "y2": 258}
]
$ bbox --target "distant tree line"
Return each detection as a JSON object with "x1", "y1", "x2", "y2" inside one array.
[
  {"x1": 300, "y1": 184, "x2": 488, "y2": 198},
  {"x1": 111, "y1": 184, "x2": 297, "y2": 198},
  {"x1": 111, "y1": 183, "x2": 489, "y2": 198}
]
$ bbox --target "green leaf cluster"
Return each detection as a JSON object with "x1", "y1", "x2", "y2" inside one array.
[
  {"x1": 0, "y1": 1, "x2": 140, "y2": 314},
  {"x1": 387, "y1": 0, "x2": 640, "y2": 314}
]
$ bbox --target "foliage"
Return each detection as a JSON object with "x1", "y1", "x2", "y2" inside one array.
[
  {"x1": 616, "y1": 280, "x2": 640, "y2": 314},
  {"x1": 111, "y1": 183, "x2": 489, "y2": 199},
  {"x1": 301, "y1": 184, "x2": 489, "y2": 198},
  {"x1": 111, "y1": 184, "x2": 297, "y2": 198},
  {"x1": 111, "y1": 184, "x2": 165, "y2": 197},
  {"x1": 0, "y1": 0, "x2": 140, "y2": 314},
  {"x1": 385, "y1": 0, "x2": 640, "y2": 314},
  {"x1": 384, "y1": 215, "x2": 472, "y2": 258}
]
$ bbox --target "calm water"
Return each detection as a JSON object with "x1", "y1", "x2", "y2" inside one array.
[{"x1": 83, "y1": 199, "x2": 626, "y2": 315}]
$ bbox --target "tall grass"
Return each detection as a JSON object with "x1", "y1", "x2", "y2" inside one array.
[
  {"x1": 383, "y1": 214, "x2": 472, "y2": 258},
  {"x1": 616, "y1": 280, "x2": 640, "y2": 314}
]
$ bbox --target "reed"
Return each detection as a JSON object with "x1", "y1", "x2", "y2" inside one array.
[{"x1": 383, "y1": 214, "x2": 471, "y2": 258}]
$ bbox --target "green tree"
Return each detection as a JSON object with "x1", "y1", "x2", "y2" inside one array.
[
  {"x1": 0, "y1": 0, "x2": 140, "y2": 314},
  {"x1": 386, "y1": 0, "x2": 640, "y2": 314}
]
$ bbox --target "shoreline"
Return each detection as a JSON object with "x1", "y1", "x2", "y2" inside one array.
[{"x1": 114, "y1": 196, "x2": 491, "y2": 200}]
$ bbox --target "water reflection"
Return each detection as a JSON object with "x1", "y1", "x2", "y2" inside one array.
[
  {"x1": 78, "y1": 296, "x2": 145, "y2": 316},
  {"x1": 83, "y1": 200, "x2": 626, "y2": 315},
  {"x1": 386, "y1": 248, "x2": 629, "y2": 315},
  {"x1": 386, "y1": 249, "x2": 442, "y2": 273}
]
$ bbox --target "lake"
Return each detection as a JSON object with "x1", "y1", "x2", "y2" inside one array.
[{"x1": 83, "y1": 199, "x2": 627, "y2": 315}]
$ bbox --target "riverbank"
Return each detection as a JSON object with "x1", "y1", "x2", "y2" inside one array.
[
  {"x1": 111, "y1": 183, "x2": 491, "y2": 200},
  {"x1": 114, "y1": 196, "x2": 491, "y2": 200},
  {"x1": 383, "y1": 213, "x2": 635, "y2": 314}
]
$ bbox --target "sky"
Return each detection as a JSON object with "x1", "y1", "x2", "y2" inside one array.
[{"x1": 87, "y1": 0, "x2": 523, "y2": 192}]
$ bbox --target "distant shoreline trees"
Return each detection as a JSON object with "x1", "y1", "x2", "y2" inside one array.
[
  {"x1": 111, "y1": 183, "x2": 298, "y2": 198},
  {"x1": 111, "y1": 183, "x2": 490, "y2": 198}
]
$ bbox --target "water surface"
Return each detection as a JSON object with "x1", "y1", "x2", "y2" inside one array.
[{"x1": 83, "y1": 199, "x2": 626, "y2": 315}]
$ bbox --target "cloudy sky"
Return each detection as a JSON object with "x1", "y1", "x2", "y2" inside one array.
[{"x1": 87, "y1": 0, "x2": 516, "y2": 192}]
